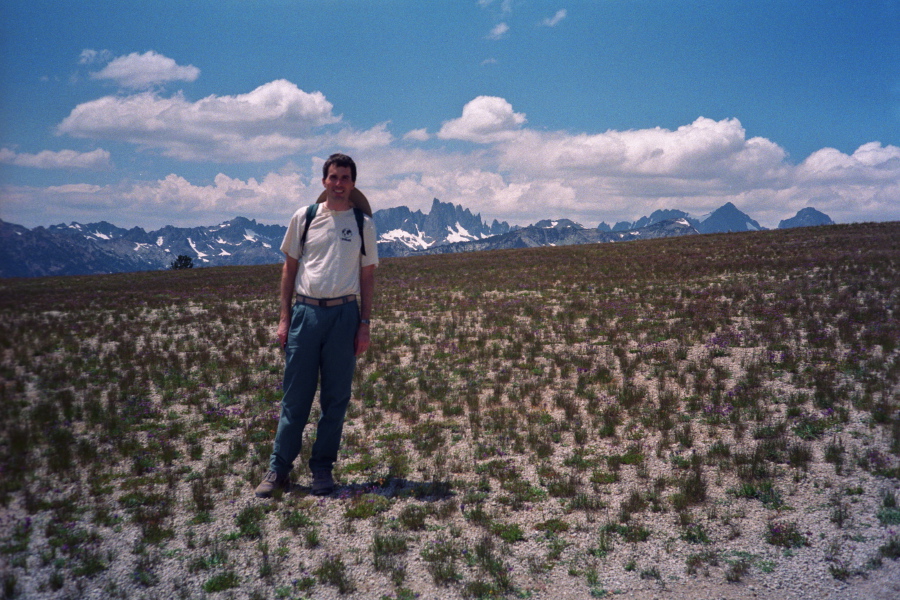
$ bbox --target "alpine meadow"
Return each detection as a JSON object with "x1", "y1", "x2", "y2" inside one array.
[{"x1": 1, "y1": 223, "x2": 899, "y2": 600}]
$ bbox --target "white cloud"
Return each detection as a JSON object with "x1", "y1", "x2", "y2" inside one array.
[
  {"x1": 57, "y1": 80, "x2": 342, "y2": 162},
  {"x1": 488, "y1": 23, "x2": 510, "y2": 39},
  {"x1": 798, "y1": 142, "x2": 900, "y2": 183},
  {"x1": 122, "y1": 171, "x2": 309, "y2": 221},
  {"x1": 540, "y1": 9, "x2": 567, "y2": 27},
  {"x1": 496, "y1": 117, "x2": 787, "y2": 183},
  {"x1": 403, "y1": 128, "x2": 430, "y2": 142},
  {"x1": 437, "y1": 96, "x2": 526, "y2": 143},
  {"x1": 90, "y1": 51, "x2": 200, "y2": 89},
  {"x1": 398, "y1": 100, "x2": 899, "y2": 227},
  {"x1": 1, "y1": 170, "x2": 316, "y2": 229},
  {"x1": 9, "y1": 94, "x2": 900, "y2": 230},
  {"x1": 331, "y1": 123, "x2": 394, "y2": 150},
  {"x1": 776, "y1": 142, "x2": 900, "y2": 224},
  {"x1": 0, "y1": 147, "x2": 112, "y2": 170}
]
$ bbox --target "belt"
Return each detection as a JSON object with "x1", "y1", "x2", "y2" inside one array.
[{"x1": 295, "y1": 294, "x2": 357, "y2": 308}]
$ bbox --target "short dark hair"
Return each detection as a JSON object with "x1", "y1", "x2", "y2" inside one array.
[{"x1": 322, "y1": 153, "x2": 357, "y2": 182}]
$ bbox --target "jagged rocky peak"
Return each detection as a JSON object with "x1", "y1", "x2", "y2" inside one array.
[
  {"x1": 48, "y1": 221, "x2": 133, "y2": 241},
  {"x1": 373, "y1": 198, "x2": 513, "y2": 252}
]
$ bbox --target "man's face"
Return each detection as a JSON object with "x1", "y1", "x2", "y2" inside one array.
[{"x1": 322, "y1": 165, "x2": 355, "y2": 203}]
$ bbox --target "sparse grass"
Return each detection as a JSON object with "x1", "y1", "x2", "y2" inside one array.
[
  {"x1": 881, "y1": 534, "x2": 900, "y2": 559},
  {"x1": 765, "y1": 521, "x2": 809, "y2": 548},
  {"x1": 315, "y1": 554, "x2": 355, "y2": 594},
  {"x1": 421, "y1": 536, "x2": 463, "y2": 586},
  {"x1": 724, "y1": 558, "x2": 751, "y2": 583},
  {"x1": 372, "y1": 531, "x2": 409, "y2": 574},
  {"x1": 1, "y1": 222, "x2": 899, "y2": 598},
  {"x1": 877, "y1": 489, "x2": 900, "y2": 525},
  {"x1": 202, "y1": 570, "x2": 241, "y2": 593},
  {"x1": 344, "y1": 492, "x2": 391, "y2": 520}
]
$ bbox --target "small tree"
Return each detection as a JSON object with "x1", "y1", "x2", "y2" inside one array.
[{"x1": 169, "y1": 255, "x2": 194, "y2": 270}]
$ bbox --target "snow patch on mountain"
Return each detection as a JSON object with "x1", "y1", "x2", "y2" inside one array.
[
  {"x1": 446, "y1": 222, "x2": 475, "y2": 244},
  {"x1": 381, "y1": 227, "x2": 433, "y2": 249},
  {"x1": 187, "y1": 238, "x2": 209, "y2": 261}
]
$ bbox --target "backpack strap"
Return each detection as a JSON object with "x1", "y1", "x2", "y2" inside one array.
[
  {"x1": 299, "y1": 203, "x2": 318, "y2": 258},
  {"x1": 299, "y1": 203, "x2": 367, "y2": 257},
  {"x1": 353, "y1": 206, "x2": 367, "y2": 256}
]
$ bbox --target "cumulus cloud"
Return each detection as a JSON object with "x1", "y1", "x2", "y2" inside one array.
[
  {"x1": 496, "y1": 117, "x2": 787, "y2": 182},
  {"x1": 776, "y1": 141, "x2": 900, "y2": 224},
  {"x1": 437, "y1": 96, "x2": 526, "y2": 143},
  {"x1": 798, "y1": 142, "x2": 900, "y2": 183},
  {"x1": 0, "y1": 147, "x2": 112, "y2": 170},
  {"x1": 331, "y1": 123, "x2": 394, "y2": 150},
  {"x1": 9, "y1": 93, "x2": 900, "y2": 230},
  {"x1": 89, "y1": 51, "x2": 200, "y2": 89},
  {"x1": 57, "y1": 80, "x2": 343, "y2": 162},
  {"x1": 1, "y1": 170, "x2": 315, "y2": 229},
  {"x1": 540, "y1": 9, "x2": 567, "y2": 27},
  {"x1": 410, "y1": 98, "x2": 899, "y2": 226},
  {"x1": 119, "y1": 171, "x2": 310, "y2": 223}
]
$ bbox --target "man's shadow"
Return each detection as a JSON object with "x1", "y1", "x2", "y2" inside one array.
[{"x1": 288, "y1": 477, "x2": 455, "y2": 501}]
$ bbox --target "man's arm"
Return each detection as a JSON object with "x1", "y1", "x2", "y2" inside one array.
[
  {"x1": 277, "y1": 254, "x2": 299, "y2": 348},
  {"x1": 354, "y1": 264, "x2": 375, "y2": 356}
]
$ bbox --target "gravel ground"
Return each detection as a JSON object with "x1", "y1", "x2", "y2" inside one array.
[{"x1": 4, "y1": 458, "x2": 898, "y2": 600}]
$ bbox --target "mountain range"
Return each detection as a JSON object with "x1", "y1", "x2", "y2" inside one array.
[{"x1": 0, "y1": 201, "x2": 833, "y2": 278}]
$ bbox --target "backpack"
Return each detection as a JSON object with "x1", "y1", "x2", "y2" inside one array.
[{"x1": 299, "y1": 203, "x2": 366, "y2": 258}]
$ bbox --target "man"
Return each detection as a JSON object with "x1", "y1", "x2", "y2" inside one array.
[{"x1": 255, "y1": 153, "x2": 378, "y2": 498}]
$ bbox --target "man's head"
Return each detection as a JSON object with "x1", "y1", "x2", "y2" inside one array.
[
  {"x1": 322, "y1": 153, "x2": 356, "y2": 182},
  {"x1": 316, "y1": 152, "x2": 373, "y2": 215}
]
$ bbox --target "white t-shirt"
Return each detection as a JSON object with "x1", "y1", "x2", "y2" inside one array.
[{"x1": 281, "y1": 204, "x2": 379, "y2": 299}]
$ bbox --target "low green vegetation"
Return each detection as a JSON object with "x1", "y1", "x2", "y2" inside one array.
[{"x1": 0, "y1": 222, "x2": 899, "y2": 598}]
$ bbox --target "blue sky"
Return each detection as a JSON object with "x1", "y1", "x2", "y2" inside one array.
[{"x1": 1, "y1": 0, "x2": 898, "y2": 230}]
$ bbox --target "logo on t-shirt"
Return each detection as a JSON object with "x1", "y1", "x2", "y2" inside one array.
[{"x1": 341, "y1": 228, "x2": 353, "y2": 243}]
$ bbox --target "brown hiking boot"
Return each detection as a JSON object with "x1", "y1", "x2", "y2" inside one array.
[
  {"x1": 311, "y1": 470, "x2": 334, "y2": 496},
  {"x1": 255, "y1": 471, "x2": 290, "y2": 498}
]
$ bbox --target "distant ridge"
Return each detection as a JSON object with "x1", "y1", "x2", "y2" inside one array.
[
  {"x1": 778, "y1": 207, "x2": 834, "y2": 229},
  {"x1": 388, "y1": 218, "x2": 699, "y2": 257},
  {"x1": 0, "y1": 203, "x2": 833, "y2": 278},
  {"x1": 608, "y1": 203, "x2": 765, "y2": 235}
]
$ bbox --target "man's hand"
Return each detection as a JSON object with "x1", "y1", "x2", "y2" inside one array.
[
  {"x1": 355, "y1": 263, "x2": 375, "y2": 357},
  {"x1": 277, "y1": 317, "x2": 290, "y2": 349},
  {"x1": 354, "y1": 322, "x2": 370, "y2": 356},
  {"x1": 278, "y1": 256, "x2": 299, "y2": 350}
]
